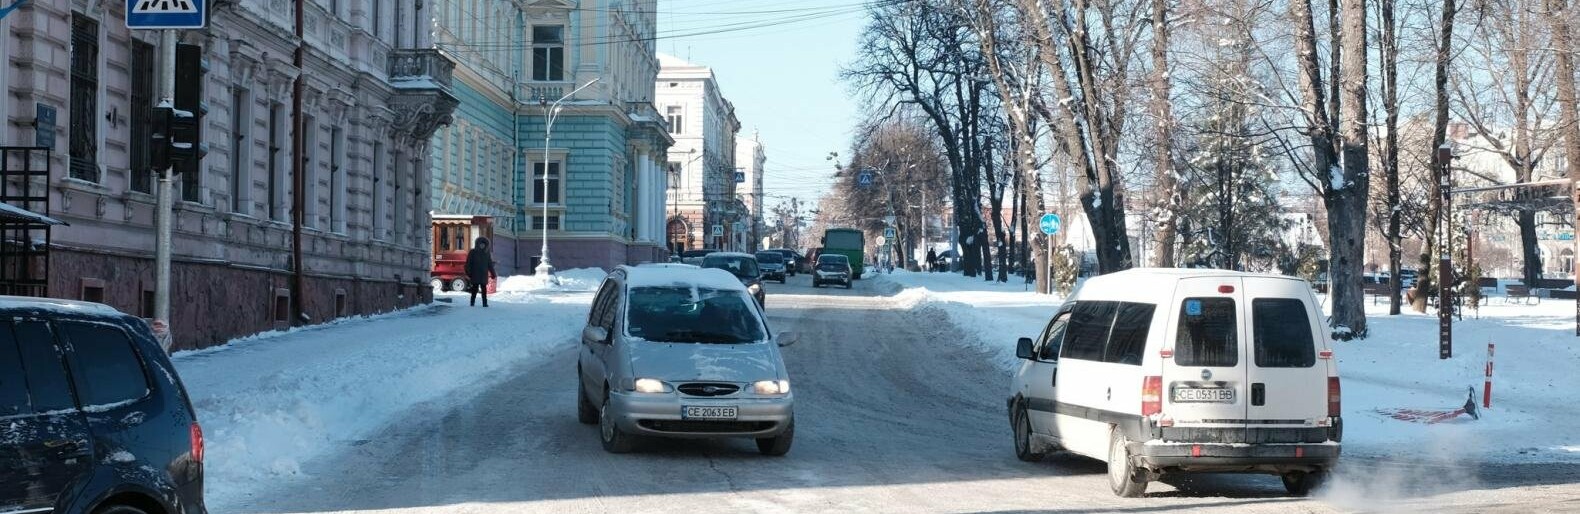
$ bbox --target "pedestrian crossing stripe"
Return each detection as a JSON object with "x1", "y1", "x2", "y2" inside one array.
[{"x1": 134, "y1": 0, "x2": 196, "y2": 13}]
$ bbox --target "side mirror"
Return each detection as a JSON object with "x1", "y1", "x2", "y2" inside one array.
[
  {"x1": 777, "y1": 331, "x2": 801, "y2": 348},
  {"x1": 583, "y1": 326, "x2": 610, "y2": 344},
  {"x1": 1016, "y1": 337, "x2": 1035, "y2": 360}
]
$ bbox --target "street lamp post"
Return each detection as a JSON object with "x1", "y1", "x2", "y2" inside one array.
[{"x1": 535, "y1": 78, "x2": 600, "y2": 277}]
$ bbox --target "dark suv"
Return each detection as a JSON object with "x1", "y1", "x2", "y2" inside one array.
[{"x1": 1, "y1": 298, "x2": 205, "y2": 514}]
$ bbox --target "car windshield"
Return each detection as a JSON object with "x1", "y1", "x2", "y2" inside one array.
[
  {"x1": 819, "y1": 255, "x2": 848, "y2": 266},
  {"x1": 702, "y1": 255, "x2": 759, "y2": 278},
  {"x1": 755, "y1": 252, "x2": 784, "y2": 264},
  {"x1": 626, "y1": 286, "x2": 766, "y2": 344}
]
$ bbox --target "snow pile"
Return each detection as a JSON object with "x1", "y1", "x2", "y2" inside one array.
[
  {"x1": 173, "y1": 292, "x2": 594, "y2": 507},
  {"x1": 877, "y1": 271, "x2": 1063, "y2": 369},
  {"x1": 879, "y1": 272, "x2": 1580, "y2": 464},
  {"x1": 496, "y1": 267, "x2": 609, "y2": 293}
]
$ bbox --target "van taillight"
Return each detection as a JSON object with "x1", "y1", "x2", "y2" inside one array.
[
  {"x1": 191, "y1": 422, "x2": 205, "y2": 464},
  {"x1": 1142, "y1": 376, "x2": 1163, "y2": 417},
  {"x1": 1327, "y1": 377, "x2": 1341, "y2": 417}
]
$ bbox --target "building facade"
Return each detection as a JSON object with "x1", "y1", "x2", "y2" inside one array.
[
  {"x1": 657, "y1": 54, "x2": 740, "y2": 253},
  {"x1": 427, "y1": 0, "x2": 672, "y2": 273},
  {"x1": 1, "y1": 0, "x2": 456, "y2": 349},
  {"x1": 736, "y1": 132, "x2": 766, "y2": 251}
]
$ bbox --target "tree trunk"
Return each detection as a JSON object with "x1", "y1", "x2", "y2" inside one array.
[
  {"x1": 1150, "y1": 0, "x2": 1177, "y2": 268},
  {"x1": 1419, "y1": 0, "x2": 1456, "y2": 313},
  {"x1": 1333, "y1": 0, "x2": 1372, "y2": 338},
  {"x1": 1380, "y1": 0, "x2": 1403, "y2": 315},
  {"x1": 1549, "y1": 0, "x2": 1580, "y2": 318}
]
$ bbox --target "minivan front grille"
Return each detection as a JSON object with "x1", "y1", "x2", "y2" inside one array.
[{"x1": 678, "y1": 383, "x2": 740, "y2": 397}]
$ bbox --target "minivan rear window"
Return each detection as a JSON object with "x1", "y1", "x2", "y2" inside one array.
[
  {"x1": 60, "y1": 323, "x2": 150, "y2": 407},
  {"x1": 1176, "y1": 298, "x2": 1237, "y2": 367},
  {"x1": 1253, "y1": 298, "x2": 1316, "y2": 368}
]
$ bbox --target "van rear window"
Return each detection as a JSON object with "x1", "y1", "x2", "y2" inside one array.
[
  {"x1": 1253, "y1": 299, "x2": 1316, "y2": 368},
  {"x1": 1176, "y1": 298, "x2": 1237, "y2": 367}
]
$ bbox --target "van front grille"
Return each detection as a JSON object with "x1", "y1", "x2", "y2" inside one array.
[{"x1": 678, "y1": 383, "x2": 740, "y2": 397}]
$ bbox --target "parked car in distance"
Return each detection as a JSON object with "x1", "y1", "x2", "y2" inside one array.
[
  {"x1": 577, "y1": 266, "x2": 799, "y2": 455},
  {"x1": 0, "y1": 297, "x2": 207, "y2": 514},
  {"x1": 813, "y1": 254, "x2": 853, "y2": 289},
  {"x1": 755, "y1": 251, "x2": 788, "y2": 283},
  {"x1": 680, "y1": 249, "x2": 720, "y2": 266},
  {"x1": 1008, "y1": 269, "x2": 1340, "y2": 498},
  {"x1": 702, "y1": 252, "x2": 766, "y2": 306}
]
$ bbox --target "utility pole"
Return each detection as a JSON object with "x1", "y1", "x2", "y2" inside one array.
[
  {"x1": 291, "y1": 0, "x2": 307, "y2": 325},
  {"x1": 153, "y1": 28, "x2": 176, "y2": 346},
  {"x1": 1438, "y1": 145, "x2": 1453, "y2": 359}
]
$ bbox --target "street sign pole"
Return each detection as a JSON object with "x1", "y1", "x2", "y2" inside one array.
[
  {"x1": 153, "y1": 28, "x2": 175, "y2": 349},
  {"x1": 1039, "y1": 213, "x2": 1061, "y2": 295}
]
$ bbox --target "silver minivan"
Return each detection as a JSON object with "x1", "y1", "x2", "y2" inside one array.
[{"x1": 577, "y1": 266, "x2": 799, "y2": 455}]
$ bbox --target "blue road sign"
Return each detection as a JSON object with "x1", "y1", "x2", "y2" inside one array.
[
  {"x1": 857, "y1": 171, "x2": 874, "y2": 188},
  {"x1": 883, "y1": 227, "x2": 896, "y2": 239},
  {"x1": 1039, "y1": 213, "x2": 1062, "y2": 235},
  {"x1": 127, "y1": 0, "x2": 205, "y2": 30}
]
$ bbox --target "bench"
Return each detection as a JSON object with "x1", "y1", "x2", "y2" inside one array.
[
  {"x1": 1506, "y1": 285, "x2": 1540, "y2": 305},
  {"x1": 1364, "y1": 283, "x2": 1391, "y2": 304}
]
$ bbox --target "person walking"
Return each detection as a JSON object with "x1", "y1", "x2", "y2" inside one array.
[
  {"x1": 926, "y1": 249, "x2": 938, "y2": 273},
  {"x1": 465, "y1": 237, "x2": 496, "y2": 307}
]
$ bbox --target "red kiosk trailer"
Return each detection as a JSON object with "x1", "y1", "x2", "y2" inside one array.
[{"x1": 431, "y1": 215, "x2": 498, "y2": 293}]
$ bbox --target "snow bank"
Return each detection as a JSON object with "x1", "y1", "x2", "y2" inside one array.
[
  {"x1": 879, "y1": 272, "x2": 1580, "y2": 465},
  {"x1": 496, "y1": 267, "x2": 609, "y2": 293},
  {"x1": 173, "y1": 292, "x2": 593, "y2": 507},
  {"x1": 876, "y1": 271, "x2": 1063, "y2": 370}
]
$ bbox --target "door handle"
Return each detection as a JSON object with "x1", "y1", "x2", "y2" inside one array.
[
  {"x1": 44, "y1": 439, "x2": 87, "y2": 458},
  {"x1": 1106, "y1": 387, "x2": 1112, "y2": 401}
]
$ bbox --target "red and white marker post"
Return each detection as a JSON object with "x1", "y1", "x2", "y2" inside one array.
[{"x1": 1484, "y1": 342, "x2": 1495, "y2": 409}]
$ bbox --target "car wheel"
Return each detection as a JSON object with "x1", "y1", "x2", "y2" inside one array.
[
  {"x1": 1108, "y1": 426, "x2": 1148, "y2": 497},
  {"x1": 430, "y1": 278, "x2": 447, "y2": 291},
  {"x1": 1282, "y1": 470, "x2": 1328, "y2": 496},
  {"x1": 1013, "y1": 405, "x2": 1044, "y2": 462},
  {"x1": 844, "y1": 281, "x2": 852, "y2": 289},
  {"x1": 450, "y1": 278, "x2": 469, "y2": 292},
  {"x1": 599, "y1": 392, "x2": 635, "y2": 453},
  {"x1": 576, "y1": 370, "x2": 597, "y2": 425},
  {"x1": 757, "y1": 420, "x2": 794, "y2": 456},
  {"x1": 94, "y1": 505, "x2": 149, "y2": 514}
]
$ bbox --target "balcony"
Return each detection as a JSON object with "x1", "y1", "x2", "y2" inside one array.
[
  {"x1": 386, "y1": 49, "x2": 459, "y2": 142},
  {"x1": 388, "y1": 49, "x2": 455, "y2": 88},
  {"x1": 527, "y1": 82, "x2": 572, "y2": 102}
]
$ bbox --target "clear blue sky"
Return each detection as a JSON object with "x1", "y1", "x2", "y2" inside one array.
[{"x1": 656, "y1": 0, "x2": 870, "y2": 212}]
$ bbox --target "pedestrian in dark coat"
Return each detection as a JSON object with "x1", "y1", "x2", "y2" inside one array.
[
  {"x1": 926, "y1": 249, "x2": 938, "y2": 272},
  {"x1": 465, "y1": 237, "x2": 496, "y2": 307}
]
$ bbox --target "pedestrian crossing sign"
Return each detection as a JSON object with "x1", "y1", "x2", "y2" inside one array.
[{"x1": 127, "y1": 0, "x2": 205, "y2": 29}]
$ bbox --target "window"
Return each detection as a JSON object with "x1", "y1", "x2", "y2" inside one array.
[
  {"x1": 302, "y1": 114, "x2": 318, "y2": 227},
  {"x1": 532, "y1": 25, "x2": 565, "y2": 81},
  {"x1": 176, "y1": 44, "x2": 203, "y2": 203},
  {"x1": 274, "y1": 290, "x2": 290, "y2": 323},
  {"x1": 371, "y1": 141, "x2": 385, "y2": 237},
  {"x1": 268, "y1": 103, "x2": 283, "y2": 221},
  {"x1": 531, "y1": 215, "x2": 561, "y2": 231},
  {"x1": 13, "y1": 322, "x2": 75, "y2": 412},
  {"x1": 0, "y1": 325, "x2": 30, "y2": 416},
  {"x1": 70, "y1": 15, "x2": 100, "y2": 181},
  {"x1": 231, "y1": 88, "x2": 251, "y2": 213},
  {"x1": 1060, "y1": 302, "x2": 1117, "y2": 362},
  {"x1": 626, "y1": 287, "x2": 765, "y2": 343},
  {"x1": 130, "y1": 41, "x2": 155, "y2": 193},
  {"x1": 60, "y1": 323, "x2": 149, "y2": 407},
  {"x1": 330, "y1": 126, "x2": 345, "y2": 232},
  {"x1": 1253, "y1": 299, "x2": 1316, "y2": 368},
  {"x1": 666, "y1": 105, "x2": 684, "y2": 135},
  {"x1": 533, "y1": 161, "x2": 562, "y2": 204},
  {"x1": 1176, "y1": 298, "x2": 1238, "y2": 367},
  {"x1": 80, "y1": 278, "x2": 105, "y2": 303},
  {"x1": 1105, "y1": 303, "x2": 1155, "y2": 366},
  {"x1": 589, "y1": 280, "x2": 615, "y2": 325},
  {"x1": 1037, "y1": 311, "x2": 1070, "y2": 361},
  {"x1": 371, "y1": 0, "x2": 382, "y2": 39}
]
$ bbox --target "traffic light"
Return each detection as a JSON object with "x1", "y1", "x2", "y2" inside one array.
[{"x1": 150, "y1": 105, "x2": 172, "y2": 173}]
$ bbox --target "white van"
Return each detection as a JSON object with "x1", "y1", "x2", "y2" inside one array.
[{"x1": 1007, "y1": 269, "x2": 1341, "y2": 497}]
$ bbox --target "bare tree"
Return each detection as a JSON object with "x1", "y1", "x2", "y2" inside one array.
[
  {"x1": 1548, "y1": 0, "x2": 1580, "y2": 311},
  {"x1": 1151, "y1": 0, "x2": 1180, "y2": 267},
  {"x1": 1377, "y1": 0, "x2": 1406, "y2": 314}
]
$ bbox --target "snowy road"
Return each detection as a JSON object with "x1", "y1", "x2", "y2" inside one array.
[{"x1": 217, "y1": 274, "x2": 1580, "y2": 513}]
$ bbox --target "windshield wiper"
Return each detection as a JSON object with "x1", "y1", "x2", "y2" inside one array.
[{"x1": 661, "y1": 329, "x2": 746, "y2": 343}]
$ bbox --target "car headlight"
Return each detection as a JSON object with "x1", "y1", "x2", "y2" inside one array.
[
  {"x1": 752, "y1": 380, "x2": 790, "y2": 395},
  {"x1": 748, "y1": 283, "x2": 763, "y2": 295},
  {"x1": 632, "y1": 378, "x2": 671, "y2": 393}
]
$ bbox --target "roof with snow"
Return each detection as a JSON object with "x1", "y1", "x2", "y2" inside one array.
[
  {"x1": 0, "y1": 295, "x2": 124, "y2": 317},
  {"x1": 1072, "y1": 268, "x2": 1312, "y2": 301},
  {"x1": 0, "y1": 202, "x2": 65, "y2": 226},
  {"x1": 620, "y1": 265, "x2": 748, "y2": 292}
]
